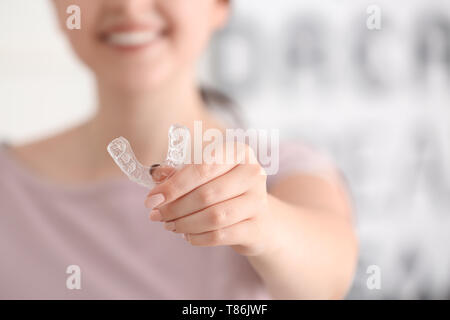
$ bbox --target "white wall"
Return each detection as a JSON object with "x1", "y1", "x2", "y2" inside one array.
[
  {"x1": 207, "y1": 0, "x2": 450, "y2": 298},
  {"x1": 0, "y1": 0, "x2": 94, "y2": 143}
]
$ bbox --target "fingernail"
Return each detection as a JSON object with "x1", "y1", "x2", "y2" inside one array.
[
  {"x1": 150, "y1": 165, "x2": 176, "y2": 183},
  {"x1": 145, "y1": 193, "x2": 165, "y2": 209},
  {"x1": 183, "y1": 234, "x2": 190, "y2": 242},
  {"x1": 164, "y1": 222, "x2": 176, "y2": 231},
  {"x1": 149, "y1": 209, "x2": 162, "y2": 222},
  {"x1": 149, "y1": 164, "x2": 160, "y2": 175}
]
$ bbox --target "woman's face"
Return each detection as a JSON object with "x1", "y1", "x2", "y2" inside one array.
[{"x1": 53, "y1": 0, "x2": 229, "y2": 92}]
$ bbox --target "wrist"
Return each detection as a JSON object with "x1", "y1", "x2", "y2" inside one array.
[{"x1": 248, "y1": 195, "x2": 289, "y2": 259}]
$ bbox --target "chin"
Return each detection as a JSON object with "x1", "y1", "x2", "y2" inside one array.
[{"x1": 119, "y1": 78, "x2": 173, "y2": 94}]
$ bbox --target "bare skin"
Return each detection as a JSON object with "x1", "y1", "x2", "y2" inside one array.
[{"x1": 8, "y1": 0, "x2": 358, "y2": 299}]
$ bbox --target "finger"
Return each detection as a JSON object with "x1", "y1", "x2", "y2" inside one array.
[
  {"x1": 165, "y1": 193, "x2": 259, "y2": 234},
  {"x1": 185, "y1": 218, "x2": 259, "y2": 247},
  {"x1": 159, "y1": 162, "x2": 262, "y2": 221},
  {"x1": 145, "y1": 143, "x2": 252, "y2": 208},
  {"x1": 150, "y1": 164, "x2": 175, "y2": 183}
]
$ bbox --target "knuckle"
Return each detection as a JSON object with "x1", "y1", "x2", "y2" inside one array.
[
  {"x1": 158, "y1": 206, "x2": 169, "y2": 220},
  {"x1": 194, "y1": 164, "x2": 210, "y2": 180},
  {"x1": 160, "y1": 202, "x2": 178, "y2": 221},
  {"x1": 198, "y1": 187, "x2": 215, "y2": 205},
  {"x1": 249, "y1": 163, "x2": 261, "y2": 176},
  {"x1": 252, "y1": 167, "x2": 267, "y2": 185},
  {"x1": 173, "y1": 221, "x2": 183, "y2": 233},
  {"x1": 210, "y1": 229, "x2": 225, "y2": 245},
  {"x1": 162, "y1": 179, "x2": 177, "y2": 201},
  {"x1": 245, "y1": 165, "x2": 267, "y2": 189},
  {"x1": 209, "y1": 207, "x2": 227, "y2": 226}
]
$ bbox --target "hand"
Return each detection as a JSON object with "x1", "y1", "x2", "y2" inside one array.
[{"x1": 144, "y1": 143, "x2": 276, "y2": 256}]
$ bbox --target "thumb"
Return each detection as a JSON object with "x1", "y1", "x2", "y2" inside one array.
[{"x1": 149, "y1": 164, "x2": 176, "y2": 184}]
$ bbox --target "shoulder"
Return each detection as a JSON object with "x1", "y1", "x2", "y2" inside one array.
[
  {"x1": 3, "y1": 136, "x2": 64, "y2": 178},
  {"x1": 0, "y1": 125, "x2": 87, "y2": 184},
  {"x1": 0, "y1": 136, "x2": 59, "y2": 188}
]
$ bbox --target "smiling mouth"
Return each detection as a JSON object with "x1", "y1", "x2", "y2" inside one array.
[{"x1": 105, "y1": 30, "x2": 159, "y2": 46}]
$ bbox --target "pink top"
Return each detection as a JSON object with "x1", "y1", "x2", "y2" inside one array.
[{"x1": 0, "y1": 141, "x2": 336, "y2": 299}]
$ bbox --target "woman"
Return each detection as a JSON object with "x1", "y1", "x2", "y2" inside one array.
[{"x1": 0, "y1": 0, "x2": 357, "y2": 299}]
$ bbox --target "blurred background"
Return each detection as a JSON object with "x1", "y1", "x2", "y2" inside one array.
[{"x1": 1, "y1": 0, "x2": 449, "y2": 299}]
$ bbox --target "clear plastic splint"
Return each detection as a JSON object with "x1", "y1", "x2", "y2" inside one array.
[{"x1": 107, "y1": 124, "x2": 190, "y2": 188}]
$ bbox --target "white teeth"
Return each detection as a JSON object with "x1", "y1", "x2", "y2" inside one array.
[{"x1": 106, "y1": 31, "x2": 158, "y2": 47}]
